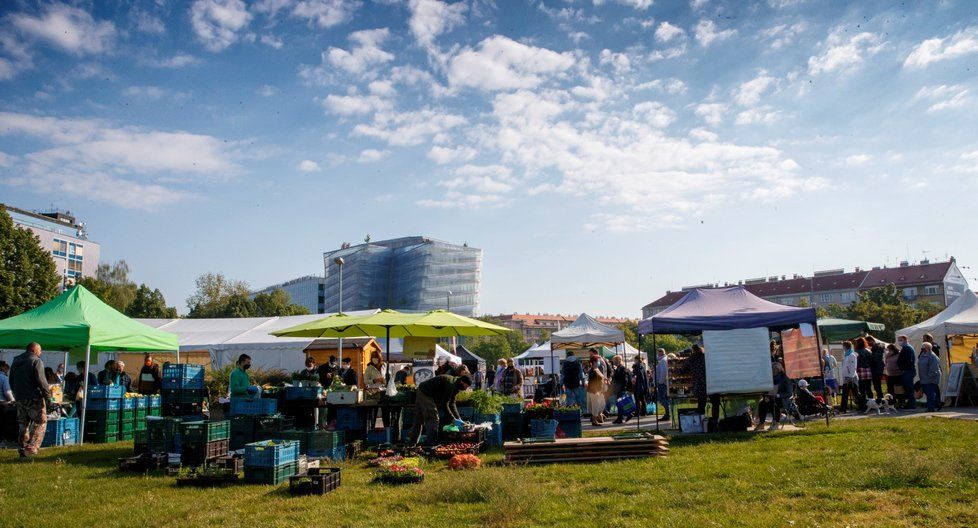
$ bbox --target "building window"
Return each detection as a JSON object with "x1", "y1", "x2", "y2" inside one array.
[
  {"x1": 52, "y1": 239, "x2": 67, "y2": 257},
  {"x1": 924, "y1": 285, "x2": 940, "y2": 296},
  {"x1": 840, "y1": 292, "x2": 855, "y2": 302},
  {"x1": 903, "y1": 287, "x2": 917, "y2": 300},
  {"x1": 820, "y1": 293, "x2": 832, "y2": 303}
]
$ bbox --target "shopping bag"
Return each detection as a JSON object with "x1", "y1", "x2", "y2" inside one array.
[{"x1": 616, "y1": 393, "x2": 636, "y2": 416}]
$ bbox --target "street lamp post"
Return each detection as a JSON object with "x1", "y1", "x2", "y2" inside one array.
[
  {"x1": 447, "y1": 290, "x2": 456, "y2": 352},
  {"x1": 334, "y1": 257, "x2": 345, "y2": 365}
]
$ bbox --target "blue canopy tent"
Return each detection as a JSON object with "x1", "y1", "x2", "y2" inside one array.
[{"x1": 637, "y1": 286, "x2": 825, "y2": 429}]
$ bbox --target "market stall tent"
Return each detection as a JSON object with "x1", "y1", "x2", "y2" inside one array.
[
  {"x1": 898, "y1": 289, "x2": 978, "y2": 383},
  {"x1": 551, "y1": 313, "x2": 626, "y2": 349},
  {"x1": 515, "y1": 341, "x2": 559, "y2": 372},
  {"x1": 0, "y1": 285, "x2": 179, "y2": 444},
  {"x1": 453, "y1": 344, "x2": 486, "y2": 375},
  {"x1": 817, "y1": 318, "x2": 886, "y2": 343}
]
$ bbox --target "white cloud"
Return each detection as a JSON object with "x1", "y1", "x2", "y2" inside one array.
[
  {"x1": 258, "y1": 85, "x2": 278, "y2": 97},
  {"x1": 298, "y1": 159, "x2": 321, "y2": 172},
  {"x1": 358, "y1": 148, "x2": 389, "y2": 162},
  {"x1": 0, "y1": 32, "x2": 34, "y2": 80},
  {"x1": 131, "y1": 9, "x2": 166, "y2": 35},
  {"x1": 914, "y1": 84, "x2": 970, "y2": 113},
  {"x1": 353, "y1": 109, "x2": 466, "y2": 146},
  {"x1": 190, "y1": 0, "x2": 253, "y2": 52},
  {"x1": 601, "y1": 0, "x2": 655, "y2": 8},
  {"x1": 688, "y1": 128, "x2": 718, "y2": 142},
  {"x1": 655, "y1": 22, "x2": 684, "y2": 43},
  {"x1": 634, "y1": 101, "x2": 676, "y2": 128},
  {"x1": 735, "y1": 73, "x2": 777, "y2": 106},
  {"x1": 292, "y1": 0, "x2": 359, "y2": 28},
  {"x1": 10, "y1": 3, "x2": 116, "y2": 55},
  {"x1": 694, "y1": 19, "x2": 735, "y2": 47},
  {"x1": 327, "y1": 28, "x2": 393, "y2": 75},
  {"x1": 694, "y1": 103, "x2": 726, "y2": 126},
  {"x1": 807, "y1": 28, "x2": 884, "y2": 75},
  {"x1": 844, "y1": 154, "x2": 871, "y2": 166},
  {"x1": 408, "y1": 0, "x2": 467, "y2": 50},
  {"x1": 448, "y1": 35, "x2": 575, "y2": 91},
  {"x1": 0, "y1": 112, "x2": 240, "y2": 209},
  {"x1": 368, "y1": 80, "x2": 395, "y2": 97},
  {"x1": 599, "y1": 49, "x2": 632, "y2": 75},
  {"x1": 123, "y1": 85, "x2": 190, "y2": 102},
  {"x1": 261, "y1": 34, "x2": 284, "y2": 49},
  {"x1": 636, "y1": 78, "x2": 687, "y2": 94},
  {"x1": 322, "y1": 93, "x2": 393, "y2": 115},
  {"x1": 648, "y1": 44, "x2": 687, "y2": 61},
  {"x1": 761, "y1": 22, "x2": 806, "y2": 50},
  {"x1": 690, "y1": 0, "x2": 709, "y2": 9},
  {"x1": 146, "y1": 54, "x2": 203, "y2": 68},
  {"x1": 734, "y1": 107, "x2": 779, "y2": 125},
  {"x1": 428, "y1": 145, "x2": 478, "y2": 164},
  {"x1": 904, "y1": 26, "x2": 978, "y2": 69}
]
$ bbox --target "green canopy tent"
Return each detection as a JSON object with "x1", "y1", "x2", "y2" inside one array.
[
  {"x1": 817, "y1": 318, "x2": 886, "y2": 343},
  {"x1": 272, "y1": 309, "x2": 510, "y2": 382},
  {"x1": 0, "y1": 285, "x2": 179, "y2": 444}
]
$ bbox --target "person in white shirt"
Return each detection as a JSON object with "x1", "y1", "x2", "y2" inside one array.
[
  {"x1": 840, "y1": 341, "x2": 859, "y2": 413},
  {"x1": 822, "y1": 348, "x2": 838, "y2": 402},
  {"x1": 654, "y1": 349, "x2": 670, "y2": 421}
]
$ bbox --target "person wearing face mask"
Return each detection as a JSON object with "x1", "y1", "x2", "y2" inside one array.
[
  {"x1": 229, "y1": 354, "x2": 255, "y2": 398},
  {"x1": 137, "y1": 354, "x2": 162, "y2": 395},
  {"x1": 363, "y1": 352, "x2": 386, "y2": 392},
  {"x1": 340, "y1": 357, "x2": 359, "y2": 387},
  {"x1": 896, "y1": 335, "x2": 917, "y2": 409},
  {"x1": 317, "y1": 355, "x2": 339, "y2": 388}
]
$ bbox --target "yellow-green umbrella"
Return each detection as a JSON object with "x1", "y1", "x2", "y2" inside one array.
[{"x1": 272, "y1": 309, "x2": 510, "y2": 381}]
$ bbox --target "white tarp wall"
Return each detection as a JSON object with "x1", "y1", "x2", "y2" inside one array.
[
  {"x1": 703, "y1": 327, "x2": 774, "y2": 395},
  {"x1": 515, "y1": 341, "x2": 561, "y2": 374}
]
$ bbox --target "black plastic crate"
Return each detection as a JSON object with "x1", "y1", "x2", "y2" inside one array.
[
  {"x1": 289, "y1": 467, "x2": 341, "y2": 496},
  {"x1": 161, "y1": 389, "x2": 207, "y2": 405},
  {"x1": 181, "y1": 420, "x2": 230, "y2": 443},
  {"x1": 181, "y1": 439, "x2": 229, "y2": 467}
]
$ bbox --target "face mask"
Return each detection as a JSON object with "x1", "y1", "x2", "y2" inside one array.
[{"x1": 243, "y1": 363, "x2": 251, "y2": 371}]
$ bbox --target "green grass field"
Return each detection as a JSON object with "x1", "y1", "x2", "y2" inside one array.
[{"x1": 1, "y1": 417, "x2": 976, "y2": 528}]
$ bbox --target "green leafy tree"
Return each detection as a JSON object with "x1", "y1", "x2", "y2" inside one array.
[
  {"x1": 0, "y1": 208, "x2": 59, "y2": 318},
  {"x1": 844, "y1": 285, "x2": 942, "y2": 342},
  {"x1": 640, "y1": 333, "x2": 694, "y2": 355},
  {"x1": 78, "y1": 260, "x2": 137, "y2": 312},
  {"x1": 537, "y1": 329, "x2": 551, "y2": 343},
  {"x1": 253, "y1": 288, "x2": 310, "y2": 316},
  {"x1": 471, "y1": 334, "x2": 512, "y2": 365},
  {"x1": 618, "y1": 321, "x2": 639, "y2": 347},
  {"x1": 127, "y1": 284, "x2": 178, "y2": 318}
]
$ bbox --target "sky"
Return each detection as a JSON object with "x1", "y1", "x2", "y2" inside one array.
[{"x1": 1, "y1": 0, "x2": 977, "y2": 319}]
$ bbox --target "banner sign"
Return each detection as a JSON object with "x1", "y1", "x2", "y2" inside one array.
[{"x1": 782, "y1": 328, "x2": 821, "y2": 379}]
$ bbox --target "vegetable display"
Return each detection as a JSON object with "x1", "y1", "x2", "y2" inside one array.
[{"x1": 447, "y1": 454, "x2": 481, "y2": 471}]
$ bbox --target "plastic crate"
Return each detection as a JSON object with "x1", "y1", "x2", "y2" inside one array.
[
  {"x1": 161, "y1": 402, "x2": 203, "y2": 418},
  {"x1": 366, "y1": 427, "x2": 391, "y2": 446},
  {"x1": 162, "y1": 364, "x2": 206, "y2": 390},
  {"x1": 181, "y1": 420, "x2": 230, "y2": 443},
  {"x1": 148, "y1": 395, "x2": 161, "y2": 409},
  {"x1": 335, "y1": 407, "x2": 365, "y2": 430},
  {"x1": 85, "y1": 409, "x2": 120, "y2": 424},
  {"x1": 501, "y1": 403, "x2": 523, "y2": 414},
  {"x1": 229, "y1": 397, "x2": 277, "y2": 416},
  {"x1": 161, "y1": 389, "x2": 207, "y2": 405},
  {"x1": 88, "y1": 386, "x2": 125, "y2": 399},
  {"x1": 308, "y1": 430, "x2": 344, "y2": 452},
  {"x1": 553, "y1": 409, "x2": 582, "y2": 422},
  {"x1": 119, "y1": 421, "x2": 135, "y2": 434},
  {"x1": 557, "y1": 420, "x2": 582, "y2": 439},
  {"x1": 284, "y1": 386, "x2": 323, "y2": 400},
  {"x1": 84, "y1": 431, "x2": 119, "y2": 443},
  {"x1": 86, "y1": 398, "x2": 121, "y2": 411},
  {"x1": 42, "y1": 418, "x2": 79, "y2": 447},
  {"x1": 122, "y1": 397, "x2": 137, "y2": 410},
  {"x1": 308, "y1": 445, "x2": 345, "y2": 461},
  {"x1": 244, "y1": 462, "x2": 297, "y2": 485},
  {"x1": 289, "y1": 467, "x2": 341, "y2": 496},
  {"x1": 230, "y1": 415, "x2": 255, "y2": 450},
  {"x1": 121, "y1": 409, "x2": 135, "y2": 422},
  {"x1": 530, "y1": 419, "x2": 558, "y2": 439},
  {"x1": 458, "y1": 406, "x2": 475, "y2": 421},
  {"x1": 244, "y1": 440, "x2": 299, "y2": 468},
  {"x1": 134, "y1": 396, "x2": 148, "y2": 409},
  {"x1": 182, "y1": 439, "x2": 230, "y2": 467},
  {"x1": 119, "y1": 431, "x2": 134, "y2": 441}
]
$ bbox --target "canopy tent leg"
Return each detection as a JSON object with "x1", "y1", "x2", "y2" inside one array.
[
  {"x1": 650, "y1": 333, "x2": 659, "y2": 433},
  {"x1": 79, "y1": 344, "x2": 90, "y2": 445},
  {"x1": 385, "y1": 327, "x2": 391, "y2": 384},
  {"x1": 636, "y1": 333, "x2": 642, "y2": 432},
  {"x1": 813, "y1": 324, "x2": 829, "y2": 427}
]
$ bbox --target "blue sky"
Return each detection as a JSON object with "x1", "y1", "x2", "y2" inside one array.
[{"x1": 2, "y1": 0, "x2": 977, "y2": 317}]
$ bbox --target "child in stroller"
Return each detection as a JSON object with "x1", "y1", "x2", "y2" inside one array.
[{"x1": 794, "y1": 379, "x2": 830, "y2": 417}]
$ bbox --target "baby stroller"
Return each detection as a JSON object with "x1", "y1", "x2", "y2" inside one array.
[{"x1": 794, "y1": 379, "x2": 831, "y2": 419}]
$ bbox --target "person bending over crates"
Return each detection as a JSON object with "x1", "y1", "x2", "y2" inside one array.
[{"x1": 408, "y1": 374, "x2": 472, "y2": 447}]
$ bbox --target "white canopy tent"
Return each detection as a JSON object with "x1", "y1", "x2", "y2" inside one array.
[
  {"x1": 550, "y1": 313, "x2": 626, "y2": 349},
  {"x1": 515, "y1": 341, "x2": 560, "y2": 373},
  {"x1": 898, "y1": 289, "x2": 978, "y2": 345}
]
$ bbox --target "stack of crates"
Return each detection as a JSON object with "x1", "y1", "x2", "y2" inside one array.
[
  {"x1": 42, "y1": 417, "x2": 79, "y2": 447},
  {"x1": 554, "y1": 408, "x2": 583, "y2": 439},
  {"x1": 228, "y1": 397, "x2": 277, "y2": 416},
  {"x1": 244, "y1": 440, "x2": 299, "y2": 485},
  {"x1": 335, "y1": 406, "x2": 366, "y2": 441},
  {"x1": 134, "y1": 396, "x2": 149, "y2": 432},
  {"x1": 180, "y1": 420, "x2": 230, "y2": 467},
  {"x1": 230, "y1": 415, "x2": 256, "y2": 450},
  {"x1": 148, "y1": 395, "x2": 162, "y2": 416},
  {"x1": 474, "y1": 413, "x2": 503, "y2": 447},
  {"x1": 119, "y1": 396, "x2": 137, "y2": 441},
  {"x1": 161, "y1": 364, "x2": 206, "y2": 417},
  {"x1": 146, "y1": 416, "x2": 185, "y2": 454},
  {"x1": 275, "y1": 429, "x2": 345, "y2": 459},
  {"x1": 253, "y1": 414, "x2": 294, "y2": 442},
  {"x1": 85, "y1": 385, "x2": 124, "y2": 443},
  {"x1": 501, "y1": 403, "x2": 524, "y2": 442}
]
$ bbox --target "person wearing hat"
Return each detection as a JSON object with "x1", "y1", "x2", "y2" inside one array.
[{"x1": 795, "y1": 379, "x2": 826, "y2": 416}]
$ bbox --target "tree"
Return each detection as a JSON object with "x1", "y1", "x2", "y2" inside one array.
[
  {"x1": 618, "y1": 321, "x2": 639, "y2": 348},
  {"x1": 0, "y1": 208, "x2": 59, "y2": 318},
  {"x1": 843, "y1": 285, "x2": 941, "y2": 342},
  {"x1": 253, "y1": 288, "x2": 310, "y2": 316},
  {"x1": 471, "y1": 335, "x2": 512, "y2": 366},
  {"x1": 537, "y1": 329, "x2": 552, "y2": 343},
  {"x1": 640, "y1": 333, "x2": 693, "y2": 355},
  {"x1": 78, "y1": 261, "x2": 137, "y2": 312},
  {"x1": 128, "y1": 284, "x2": 178, "y2": 318}
]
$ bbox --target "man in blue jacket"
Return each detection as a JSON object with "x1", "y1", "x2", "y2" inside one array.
[
  {"x1": 917, "y1": 343, "x2": 942, "y2": 412},
  {"x1": 896, "y1": 335, "x2": 917, "y2": 409},
  {"x1": 561, "y1": 351, "x2": 585, "y2": 408}
]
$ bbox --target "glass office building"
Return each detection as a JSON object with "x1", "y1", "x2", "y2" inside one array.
[
  {"x1": 322, "y1": 237, "x2": 482, "y2": 316},
  {"x1": 252, "y1": 275, "x2": 326, "y2": 314}
]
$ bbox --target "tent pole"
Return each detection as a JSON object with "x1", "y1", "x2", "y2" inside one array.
[
  {"x1": 385, "y1": 327, "x2": 391, "y2": 384},
  {"x1": 79, "y1": 344, "x2": 91, "y2": 445},
  {"x1": 636, "y1": 334, "x2": 642, "y2": 433},
  {"x1": 651, "y1": 332, "x2": 659, "y2": 433},
  {"x1": 813, "y1": 322, "x2": 829, "y2": 427}
]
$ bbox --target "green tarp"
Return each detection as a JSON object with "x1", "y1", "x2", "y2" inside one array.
[
  {"x1": 0, "y1": 285, "x2": 178, "y2": 351},
  {"x1": 817, "y1": 318, "x2": 885, "y2": 343}
]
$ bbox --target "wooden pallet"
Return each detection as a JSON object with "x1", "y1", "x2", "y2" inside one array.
[{"x1": 503, "y1": 435, "x2": 668, "y2": 465}]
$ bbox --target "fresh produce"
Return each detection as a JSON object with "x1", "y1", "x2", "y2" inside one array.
[
  {"x1": 433, "y1": 443, "x2": 477, "y2": 458},
  {"x1": 374, "y1": 464, "x2": 424, "y2": 484},
  {"x1": 447, "y1": 454, "x2": 481, "y2": 470}
]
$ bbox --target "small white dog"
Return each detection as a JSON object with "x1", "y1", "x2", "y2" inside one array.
[{"x1": 865, "y1": 394, "x2": 896, "y2": 415}]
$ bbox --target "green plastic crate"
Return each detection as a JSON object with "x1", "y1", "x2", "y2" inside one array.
[
  {"x1": 119, "y1": 421, "x2": 135, "y2": 434},
  {"x1": 181, "y1": 420, "x2": 230, "y2": 443},
  {"x1": 244, "y1": 462, "x2": 297, "y2": 485},
  {"x1": 148, "y1": 408, "x2": 161, "y2": 417},
  {"x1": 85, "y1": 409, "x2": 120, "y2": 424},
  {"x1": 136, "y1": 408, "x2": 147, "y2": 420},
  {"x1": 120, "y1": 431, "x2": 134, "y2": 441},
  {"x1": 84, "y1": 431, "x2": 118, "y2": 443},
  {"x1": 134, "y1": 420, "x2": 147, "y2": 432}
]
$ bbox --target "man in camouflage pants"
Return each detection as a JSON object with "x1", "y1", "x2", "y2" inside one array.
[{"x1": 10, "y1": 342, "x2": 51, "y2": 457}]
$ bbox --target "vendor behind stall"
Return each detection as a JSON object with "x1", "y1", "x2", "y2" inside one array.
[
  {"x1": 408, "y1": 374, "x2": 472, "y2": 446},
  {"x1": 229, "y1": 354, "x2": 255, "y2": 398}
]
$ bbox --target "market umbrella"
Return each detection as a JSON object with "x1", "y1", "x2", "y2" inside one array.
[{"x1": 273, "y1": 309, "x2": 510, "y2": 382}]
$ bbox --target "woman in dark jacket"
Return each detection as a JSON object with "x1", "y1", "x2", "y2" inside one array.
[
  {"x1": 632, "y1": 356, "x2": 650, "y2": 416},
  {"x1": 854, "y1": 337, "x2": 873, "y2": 410}
]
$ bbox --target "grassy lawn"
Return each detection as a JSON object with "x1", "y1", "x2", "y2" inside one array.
[{"x1": 1, "y1": 417, "x2": 976, "y2": 528}]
